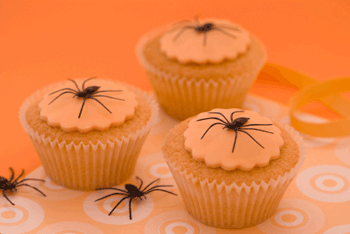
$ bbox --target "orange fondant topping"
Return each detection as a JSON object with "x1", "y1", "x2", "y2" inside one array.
[
  {"x1": 160, "y1": 19, "x2": 250, "y2": 64},
  {"x1": 39, "y1": 79, "x2": 138, "y2": 133},
  {"x1": 184, "y1": 109, "x2": 284, "y2": 171}
]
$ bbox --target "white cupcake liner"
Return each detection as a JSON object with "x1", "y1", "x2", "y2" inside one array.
[
  {"x1": 136, "y1": 27, "x2": 264, "y2": 120},
  {"x1": 163, "y1": 123, "x2": 306, "y2": 228},
  {"x1": 19, "y1": 79, "x2": 158, "y2": 190}
]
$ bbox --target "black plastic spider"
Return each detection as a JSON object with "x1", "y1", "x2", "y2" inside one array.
[
  {"x1": 173, "y1": 18, "x2": 241, "y2": 46},
  {"x1": 0, "y1": 168, "x2": 46, "y2": 205},
  {"x1": 197, "y1": 111, "x2": 274, "y2": 153},
  {"x1": 95, "y1": 177, "x2": 177, "y2": 220},
  {"x1": 49, "y1": 77, "x2": 124, "y2": 118}
]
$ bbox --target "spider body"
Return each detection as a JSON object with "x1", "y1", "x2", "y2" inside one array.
[
  {"x1": 96, "y1": 177, "x2": 177, "y2": 220},
  {"x1": 0, "y1": 177, "x2": 16, "y2": 191},
  {"x1": 224, "y1": 117, "x2": 250, "y2": 130},
  {"x1": 195, "y1": 23, "x2": 214, "y2": 33},
  {"x1": 75, "y1": 85, "x2": 100, "y2": 98},
  {"x1": 49, "y1": 77, "x2": 124, "y2": 118},
  {"x1": 197, "y1": 111, "x2": 274, "y2": 153},
  {"x1": 1, "y1": 168, "x2": 46, "y2": 205},
  {"x1": 173, "y1": 18, "x2": 240, "y2": 46},
  {"x1": 125, "y1": 184, "x2": 144, "y2": 198}
]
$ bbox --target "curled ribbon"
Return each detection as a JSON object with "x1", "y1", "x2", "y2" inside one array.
[{"x1": 264, "y1": 63, "x2": 350, "y2": 137}]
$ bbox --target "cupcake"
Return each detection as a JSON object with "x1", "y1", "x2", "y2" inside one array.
[
  {"x1": 19, "y1": 78, "x2": 158, "y2": 190},
  {"x1": 137, "y1": 18, "x2": 266, "y2": 120},
  {"x1": 162, "y1": 108, "x2": 305, "y2": 228}
]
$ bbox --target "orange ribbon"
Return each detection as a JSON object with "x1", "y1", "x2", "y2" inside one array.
[{"x1": 265, "y1": 63, "x2": 350, "y2": 137}]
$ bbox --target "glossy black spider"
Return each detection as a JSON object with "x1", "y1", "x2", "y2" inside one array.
[
  {"x1": 173, "y1": 18, "x2": 241, "y2": 46},
  {"x1": 95, "y1": 177, "x2": 177, "y2": 220},
  {"x1": 0, "y1": 168, "x2": 46, "y2": 205},
  {"x1": 49, "y1": 77, "x2": 125, "y2": 118},
  {"x1": 197, "y1": 111, "x2": 274, "y2": 153}
]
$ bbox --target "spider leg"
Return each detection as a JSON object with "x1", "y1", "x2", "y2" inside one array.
[
  {"x1": 172, "y1": 19, "x2": 192, "y2": 26},
  {"x1": 9, "y1": 188, "x2": 15, "y2": 193},
  {"x1": 17, "y1": 178, "x2": 45, "y2": 184},
  {"x1": 128, "y1": 197, "x2": 134, "y2": 220},
  {"x1": 230, "y1": 110, "x2": 244, "y2": 122},
  {"x1": 232, "y1": 130, "x2": 238, "y2": 153},
  {"x1": 215, "y1": 24, "x2": 241, "y2": 31},
  {"x1": 82, "y1": 77, "x2": 97, "y2": 90},
  {"x1": 200, "y1": 122, "x2": 225, "y2": 139},
  {"x1": 90, "y1": 98, "x2": 112, "y2": 114},
  {"x1": 108, "y1": 196, "x2": 129, "y2": 216},
  {"x1": 174, "y1": 20, "x2": 192, "y2": 25},
  {"x1": 194, "y1": 15, "x2": 199, "y2": 26},
  {"x1": 95, "y1": 192, "x2": 128, "y2": 202},
  {"x1": 239, "y1": 128, "x2": 273, "y2": 134},
  {"x1": 144, "y1": 185, "x2": 174, "y2": 191},
  {"x1": 208, "y1": 112, "x2": 230, "y2": 124},
  {"x1": 94, "y1": 90, "x2": 122, "y2": 94},
  {"x1": 96, "y1": 187, "x2": 128, "y2": 193},
  {"x1": 2, "y1": 190, "x2": 15, "y2": 206},
  {"x1": 196, "y1": 117, "x2": 227, "y2": 124},
  {"x1": 173, "y1": 26, "x2": 195, "y2": 42},
  {"x1": 213, "y1": 27, "x2": 237, "y2": 39},
  {"x1": 49, "y1": 88, "x2": 78, "y2": 95},
  {"x1": 17, "y1": 184, "x2": 46, "y2": 197},
  {"x1": 242, "y1": 123, "x2": 273, "y2": 127},
  {"x1": 167, "y1": 22, "x2": 194, "y2": 35},
  {"x1": 237, "y1": 130, "x2": 264, "y2": 149},
  {"x1": 9, "y1": 167, "x2": 15, "y2": 182},
  {"x1": 147, "y1": 185, "x2": 174, "y2": 188},
  {"x1": 141, "y1": 178, "x2": 160, "y2": 192},
  {"x1": 136, "y1": 177, "x2": 143, "y2": 190},
  {"x1": 92, "y1": 95, "x2": 125, "y2": 101},
  {"x1": 144, "y1": 189, "x2": 177, "y2": 196},
  {"x1": 78, "y1": 98, "x2": 87, "y2": 119},
  {"x1": 49, "y1": 91, "x2": 76, "y2": 105},
  {"x1": 68, "y1": 79, "x2": 81, "y2": 92},
  {"x1": 13, "y1": 169, "x2": 24, "y2": 184}
]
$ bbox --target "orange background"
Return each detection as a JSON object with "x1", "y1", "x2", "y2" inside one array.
[{"x1": 1, "y1": 0, "x2": 350, "y2": 175}]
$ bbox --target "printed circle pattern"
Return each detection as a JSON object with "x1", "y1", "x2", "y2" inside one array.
[
  {"x1": 136, "y1": 153, "x2": 175, "y2": 182},
  {"x1": 22, "y1": 167, "x2": 84, "y2": 201},
  {"x1": 83, "y1": 188, "x2": 154, "y2": 225},
  {"x1": 0, "y1": 207, "x2": 25, "y2": 224},
  {"x1": 37, "y1": 221, "x2": 104, "y2": 234},
  {"x1": 296, "y1": 165, "x2": 350, "y2": 202},
  {"x1": 334, "y1": 138, "x2": 350, "y2": 166},
  {"x1": 147, "y1": 162, "x2": 172, "y2": 179},
  {"x1": 273, "y1": 209, "x2": 305, "y2": 227},
  {"x1": 144, "y1": 211, "x2": 216, "y2": 234},
  {"x1": 324, "y1": 224, "x2": 350, "y2": 234},
  {"x1": 258, "y1": 199, "x2": 324, "y2": 234},
  {"x1": 314, "y1": 175, "x2": 345, "y2": 192},
  {"x1": 161, "y1": 220, "x2": 198, "y2": 234},
  {"x1": 0, "y1": 196, "x2": 45, "y2": 234}
]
